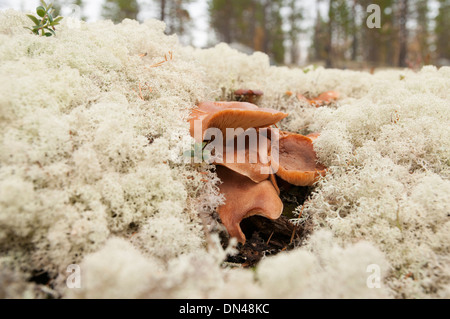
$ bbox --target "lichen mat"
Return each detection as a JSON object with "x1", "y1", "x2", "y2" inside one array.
[{"x1": 0, "y1": 10, "x2": 449, "y2": 299}]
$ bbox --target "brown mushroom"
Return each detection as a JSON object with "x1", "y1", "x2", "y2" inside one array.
[
  {"x1": 309, "y1": 91, "x2": 339, "y2": 107},
  {"x1": 305, "y1": 132, "x2": 320, "y2": 141},
  {"x1": 216, "y1": 166, "x2": 283, "y2": 243},
  {"x1": 234, "y1": 89, "x2": 264, "y2": 104},
  {"x1": 316, "y1": 90, "x2": 339, "y2": 102},
  {"x1": 271, "y1": 131, "x2": 326, "y2": 186},
  {"x1": 296, "y1": 93, "x2": 310, "y2": 103},
  {"x1": 296, "y1": 91, "x2": 340, "y2": 107},
  {"x1": 214, "y1": 131, "x2": 272, "y2": 183},
  {"x1": 189, "y1": 101, "x2": 288, "y2": 142},
  {"x1": 269, "y1": 172, "x2": 280, "y2": 194}
]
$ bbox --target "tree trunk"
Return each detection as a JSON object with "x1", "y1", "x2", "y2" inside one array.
[
  {"x1": 261, "y1": 0, "x2": 269, "y2": 54},
  {"x1": 351, "y1": 0, "x2": 358, "y2": 61},
  {"x1": 160, "y1": 0, "x2": 166, "y2": 22},
  {"x1": 398, "y1": 0, "x2": 409, "y2": 67},
  {"x1": 325, "y1": 0, "x2": 333, "y2": 68}
]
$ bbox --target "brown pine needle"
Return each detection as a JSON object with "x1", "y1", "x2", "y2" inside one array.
[
  {"x1": 138, "y1": 82, "x2": 143, "y2": 100},
  {"x1": 266, "y1": 231, "x2": 274, "y2": 245},
  {"x1": 289, "y1": 204, "x2": 305, "y2": 245},
  {"x1": 146, "y1": 50, "x2": 173, "y2": 68},
  {"x1": 289, "y1": 225, "x2": 298, "y2": 245},
  {"x1": 144, "y1": 83, "x2": 153, "y2": 92},
  {"x1": 148, "y1": 61, "x2": 165, "y2": 68},
  {"x1": 129, "y1": 231, "x2": 138, "y2": 239},
  {"x1": 132, "y1": 88, "x2": 144, "y2": 100}
]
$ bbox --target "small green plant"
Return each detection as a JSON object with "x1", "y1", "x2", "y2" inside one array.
[
  {"x1": 25, "y1": 0, "x2": 63, "y2": 37},
  {"x1": 183, "y1": 142, "x2": 211, "y2": 163}
]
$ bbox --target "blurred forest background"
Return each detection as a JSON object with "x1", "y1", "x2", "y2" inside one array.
[{"x1": 4, "y1": 0, "x2": 449, "y2": 69}]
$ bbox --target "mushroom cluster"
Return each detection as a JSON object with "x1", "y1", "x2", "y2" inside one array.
[{"x1": 190, "y1": 98, "x2": 327, "y2": 244}]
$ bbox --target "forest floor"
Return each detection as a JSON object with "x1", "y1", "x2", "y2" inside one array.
[{"x1": 0, "y1": 10, "x2": 449, "y2": 299}]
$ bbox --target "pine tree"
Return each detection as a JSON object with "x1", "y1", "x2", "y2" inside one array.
[
  {"x1": 435, "y1": 0, "x2": 449, "y2": 62},
  {"x1": 209, "y1": 0, "x2": 286, "y2": 64},
  {"x1": 350, "y1": 0, "x2": 360, "y2": 61},
  {"x1": 324, "y1": 0, "x2": 333, "y2": 67},
  {"x1": 265, "y1": 0, "x2": 285, "y2": 64},
  {"x1": 360, "y1": 0, "x2": 396, "y2": 66},
  {"x1": 310, "y1": 0, "x2": 328, "y2": 63},
  {"x1": 398, "y1": 0, "x2": 409, "y2": 67},
  {"x1": 102, "y1": 0, "x2": 140, "y2": 23},
  {"x1": 286, "y1": 0, "x2": 303, "y2": 65},
  {"x1": 413, "y1": 0, "x2": 430, "y2": 63},
  {"x1": 157, "y1": 0, "x2": 194, "y2": 36},
  {"x1": 209, "y1": 0, "x2": 236, "y2": 43}
]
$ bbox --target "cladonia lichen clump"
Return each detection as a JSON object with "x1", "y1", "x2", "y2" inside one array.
[{"x1": 0, "y1": 10, "x2": 449, "y2": 298}]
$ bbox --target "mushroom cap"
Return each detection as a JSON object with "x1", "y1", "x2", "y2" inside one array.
[
  {"x1": 306, "y1": 132, "x2": 321, "y2": 141},
  {"x1": 269, "y1": 172, "x2": 280, "y2": 194},
  {"x1": 190, "y1": 101, "x2": 288, "y2": 142},
  {"x1": 296, "y1": 93, "x2": 310, "y2": 103},
  {"x1": 214, "y1": 131, "x2": 271, "y2": 183},
  {"x1": 316, "y1": 90, "x2": 339, "y2": 102},
  {"x1": 271, "y1": 132, "x2": 326, "y2": 186},
  {"x1": 216, "y1": 166, "x2": 283, "y2": 244},
  {"x1": 310, "y1": 91, "x2": 340, "y2": 107},
  {"x1": 285, "y1": 91, "x2": 294, "y2": 97},
  {"x1": 234, "y1": 89, "x2": 264, "y2": 96},
  {"x1": 296, "y1": 91, "x2": 339, "y2": 107}
]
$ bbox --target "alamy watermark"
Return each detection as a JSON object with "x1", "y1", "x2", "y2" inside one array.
[
  {"x1": 66, "y1": 264, "x2": 81, "y2": 289},
  {"x1": 366, "y1": 4, "x2": 381, "y2": 29},
  {"x1": 189, "y1": 121, "x2": 280, "y2": 174},
  {"x1": 61, "y1": 4, "x2": 82, "y2": 30},
  {"x1": 366, "y1": 264, "x2": 381, "y2": 289}
]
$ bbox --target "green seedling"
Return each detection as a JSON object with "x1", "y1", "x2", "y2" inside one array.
[
  {"x1": 25, "y1": 0, "x2": 63, "y2": 37},
  {"x1": 183, "y1": 142, "x2": 211, "y2": 163}
]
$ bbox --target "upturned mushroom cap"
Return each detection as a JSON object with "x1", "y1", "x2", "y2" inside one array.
[
  {"x1": 216, "y1": 166, "x2": 283, "y2": 243},
  {"x1": 296, "y1": 93, "x2": 310, "y2": 103},
  {"x1": 214, "y1": 132, "x2": 271, "y2": 183},
  {"x1": 189, "y1": 101, "x2": 288, "y2": 142},
  {"x1": 234, "y1": 89, "x2": 264, "y2": 96},
  {"x1": 296, "y1": 91, "x2": 339, "y2": 107},
  {"x1": 234, "y1": 89, "x2": 264, "y2": 104},
  {"x1": 269, "y1": 172, "x2": 280, "y2": 194},
  {"x1": 271, "y1": 132, "x2": 326, "y2": 186},
  {"x1": 306, "y1": 132, "x2": 320, "y2": 141},
  {"x1": 316, "y1": 90, "x2": 339, "y2": 102},
  {"x1": 309, "y1": 91, "x2": 340, "y2": 107}
]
